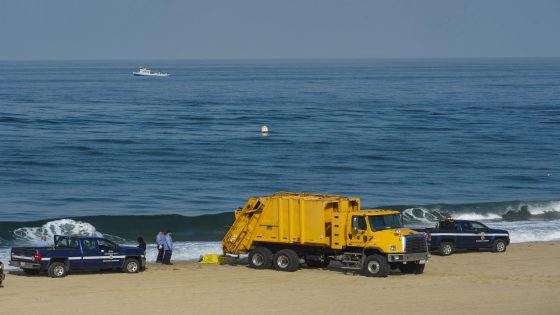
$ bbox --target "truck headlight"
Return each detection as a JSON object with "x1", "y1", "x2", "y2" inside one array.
[{"x1": 389, "y1": 245, "x2": 397, "y2": 251}]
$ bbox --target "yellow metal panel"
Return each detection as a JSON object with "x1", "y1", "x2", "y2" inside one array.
[
  {"x1": 222, "y1": 192, "x2": 363, "y2": 254},
  {"x1": 330, "y1": 212, "x2": 347, "y2": 249}
]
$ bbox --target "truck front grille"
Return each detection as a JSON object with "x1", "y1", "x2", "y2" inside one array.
[{"x1": 405, "y1": 236, "x2": 428, "y2": 253}]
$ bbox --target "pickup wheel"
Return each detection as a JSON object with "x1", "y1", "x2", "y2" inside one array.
[
  {"x1": 492, "y1": 239, "x2": 507, "y2": 253},
  {"x1": 248, "y1": 247, "x2": 273, "y2": 269},
  {"x1": 439, "y1": 242, "x2": 454, "y2": 256},
  {"x1": 273, "y1": 249, "x2": 299, "y2": 272},
  {"x1": 23, "y1": 268, "x2": 40, "y2": 275},
  {"x1": 123, "y1": 258, "x2": 140, "y2": 273},
  {"x1": 362, "y1": 254, "x2": 389, "y2": 277},
  {"x1": 48, "y1": 262, "x2": 67, "y2": 278},
  {"x1": 399, "y1": 263, "x2": 425, "y2": 274}
]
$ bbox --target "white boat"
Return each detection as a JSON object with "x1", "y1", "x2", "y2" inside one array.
[{"x1": 133, "y1": 66, "x2": 169, "y2": 77}]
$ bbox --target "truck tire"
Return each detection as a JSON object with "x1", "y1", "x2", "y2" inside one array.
[
  {"x1": 399, "y1": 263, "x2": 425, "y2": 274},
  {"x1": 248, "y1": 247, "x2": 273, "y2": 269},
  {"x1": 362, "y1": 254, "x2": 389, "y2": 277},
  {"x1": 273, "y1": 249, "x2": 299, "y2": 272},
  {"x1": 306, "y1": 259, "x2": 330, "y2": 268},
  {"x1": 23, "y1": 268, "x2": 40, "y2": 275},
  {"x1": 48, "y1": 262, "x2": 67, "y2": 278},
  {"x1": 123, "y1": 258, "x2": 140, "y2": 273},
  {"x1": 492, "y1": 239, "x2": 507, "y2": 253},
  {"x1": 439, "y1": 242, "x2": 454, "y2": 256}
]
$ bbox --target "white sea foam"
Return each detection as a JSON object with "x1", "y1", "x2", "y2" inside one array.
[
  {"x1": 522, "y1": 201, "x2": 560, "y2": 215},
  {"x1": 143, "y1": 242, "x2": 222, "y2": 263},
  {"x1": 453, "y1": 213, "x2": 502, "y2": 221},
  {"x1": 489, "y1": 220, "x2": 560, "y2": 243}
]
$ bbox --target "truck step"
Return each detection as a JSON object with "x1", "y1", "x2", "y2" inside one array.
[{"x1": 340, "y1": 266, "x2": 361, "y2": 270}]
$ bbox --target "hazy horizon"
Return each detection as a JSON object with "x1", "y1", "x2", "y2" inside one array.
[{"x1": 1, "y1": 0, "x2": 559, "y2": 60}]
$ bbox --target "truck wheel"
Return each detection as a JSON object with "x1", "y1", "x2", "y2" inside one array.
[
  {"x1": 362, "y1": 254, "x2": 389, "y2": 277},
  {"x1": 23, "y1": 268, "x2": 40, "y2": 275},
  {"x1": 306, "y1": 259, "x2": 330, "y2": 268},
  {"x1": 248, "y1": 247, "x2": 273, "y2": 269},
  {"x1": 273, "y1": 249, "x2": 299, "y2": 272},
  {"x1": 492, "y1": 239, "x2": 507, "y2": 253},
  {"x1": 48, "y1": 262, "x2": 67, "y2": 278},
  {"x1": 439, "y1": 242, "x2": 454, "y2": 256},
  {"x1": 123, "y1": 258, "x2": 140, "y2": 273}
]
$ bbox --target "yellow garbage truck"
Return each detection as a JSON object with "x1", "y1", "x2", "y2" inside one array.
[{"x1": 222, "y1": 192, "x2": 429, "y2": 277}]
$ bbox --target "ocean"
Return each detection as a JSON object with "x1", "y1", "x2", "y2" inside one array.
[{"x1": 1, "y1": 59, "x2": 559, "y2": 266}]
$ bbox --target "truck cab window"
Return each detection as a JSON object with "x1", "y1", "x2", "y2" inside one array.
[
  {"x1": 368, "y1": 214, "x2": 403, "y2": 231},
  {"x1": 352, "y1": 216, "x2": 367, "y2": 231}
]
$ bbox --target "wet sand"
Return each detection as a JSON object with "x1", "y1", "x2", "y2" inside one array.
[{"x1": 2, "y1": 242, "x2": 559, "y2": 314}]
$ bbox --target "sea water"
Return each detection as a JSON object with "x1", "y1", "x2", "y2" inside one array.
[{"x1": 1, "y1": 59, "x2": 559, "y2": 266}]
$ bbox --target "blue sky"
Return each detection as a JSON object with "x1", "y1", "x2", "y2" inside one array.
[{"x1": 1, "y1": 0, "x2": 558, "y2": 60}]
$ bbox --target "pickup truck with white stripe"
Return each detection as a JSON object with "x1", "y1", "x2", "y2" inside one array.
[
  {"x1": 420, "y1": 219, "x2": 510, "y2": 256},
  {"x1": 9, "y1": 235, "x2": 146, "y2": 277}
]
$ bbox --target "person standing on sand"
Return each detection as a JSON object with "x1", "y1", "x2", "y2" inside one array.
[
  {"x1": 156, "y1": 231, "x2": 165, "y2": 263},
  {"x1": 137, "y1": 236, "x2": 146, "y2": 254},
  {"x1": 162, "y1": 230, "x2": 173, "y2": 265}
]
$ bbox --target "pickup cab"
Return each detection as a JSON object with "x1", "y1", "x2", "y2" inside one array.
[
  {"x1": 421, "y1": 219, "x2": 510, "y2": 256},
  {"x1": 9, "y1": 235, "x2": 145, "y2": 277}
]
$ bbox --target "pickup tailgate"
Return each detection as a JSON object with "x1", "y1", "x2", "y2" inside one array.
[{"x1": 11, "y1": 247, "x2": 38, "y2": 261}]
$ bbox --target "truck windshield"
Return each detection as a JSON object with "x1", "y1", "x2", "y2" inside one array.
[{"x1": 368, "y1": 214, "x2": 403, "y2": 231}]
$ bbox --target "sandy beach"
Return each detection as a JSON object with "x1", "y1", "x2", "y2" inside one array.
[{"x1": 2, "y1": 242, "x2": 559, "y2": 315}]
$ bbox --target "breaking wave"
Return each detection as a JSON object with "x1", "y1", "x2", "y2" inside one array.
[
  {"x1": 11, "y1": 219, "x2": 103, "y2": 243},
  {"x1": 387, "y1": 199, "x2": 560, "y2": 224}
]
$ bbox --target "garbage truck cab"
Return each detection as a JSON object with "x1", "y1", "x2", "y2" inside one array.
[
  {"x1": 345, "y1": 209, "x2": 429, "y2": 275},
  {"x1": 222, "y1": 192, "x2": 429, "y2": 277}
]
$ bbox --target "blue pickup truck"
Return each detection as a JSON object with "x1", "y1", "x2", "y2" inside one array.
[
  {"x1": 9, "y1": 235, "x2": 145, "y2": 277},
  {"x1": 421, "y1": 219, "x2": 510, "y2": 256}
]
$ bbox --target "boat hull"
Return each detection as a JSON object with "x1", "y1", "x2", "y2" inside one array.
[{"x1": 133, "y1": 72, "x2": 169, "y2": 77}]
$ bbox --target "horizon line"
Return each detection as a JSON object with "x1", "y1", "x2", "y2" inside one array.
[{"x1": 1, "y1": 56, "x2": 560, "y2": 62}]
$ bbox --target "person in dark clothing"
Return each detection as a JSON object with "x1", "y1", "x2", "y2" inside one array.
[
  {"x1": 156, "y1": 231, "x2": 165, "y2": 263},
  {"x1": 137, "y1": 236, "x2": 146, "y2": 254},
  {"x1": 162, "y1": 230, "x2": 173, "y2": 265}
]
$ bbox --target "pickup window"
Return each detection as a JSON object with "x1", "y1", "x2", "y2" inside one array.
[
  {"x1": 57, "y1": 238, "x2": 80, "y2": 249},
  {"x1": 82, "y1": 239, "x2": 97, "y2": 250},
  {"x1": 463, "y1": 221, "x2": 487, "y2": 231},
  {"x1": 439, "y1": 221, "x2": 459, "y2": 230},
  {"x1": 98, "y1": 239, "x2": 117, "y2": 251}
]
